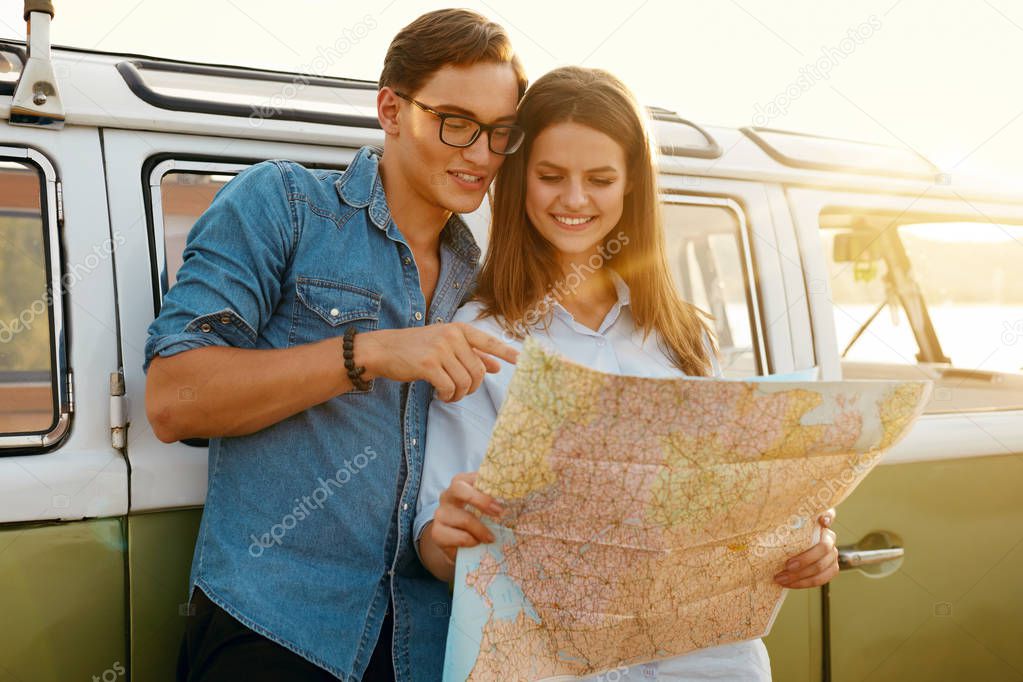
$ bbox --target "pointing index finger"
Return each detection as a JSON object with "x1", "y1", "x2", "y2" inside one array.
[{"x1": 464, "y1": 326, "x2": 519, "y2": 366}]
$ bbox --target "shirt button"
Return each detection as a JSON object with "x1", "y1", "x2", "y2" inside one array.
[
  {"x1": 411, "y1": 438, "x2": 418, "y2": 446},
  {"x1": 403, "y1": 503, "x2": 409, "y2": 511},
  {"x1": 329, "y1": 308, "x2": 340, "y2": 317},
  {"x1": 199, "y1": 323, "x2": 212, "y2": 333},
  {"x1": 388, "y1": 569, "x2": 395, "y2": 577},
  {"x1": 403, "y1": 256, "x2": 411, "y2": 265},
  {"x1": 453, "y1": 282, "x2": 461, "y2": 289},
  {"x1": 219, "y1": 315, "x2": 231, "y2": 324},
  {"x1": 414, "y1": 311, "x2": 423, "y2": 321},
  {"x1": 434, "y1": 316, "x2": 444, "y2": 324}
]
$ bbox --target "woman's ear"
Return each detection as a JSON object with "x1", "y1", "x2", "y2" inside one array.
[{"x1": 377, "y1": 87, "x2": 401, "y2": 136}]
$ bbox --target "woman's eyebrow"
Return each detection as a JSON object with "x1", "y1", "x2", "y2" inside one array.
[{"x1": 535, "y1": 161, "x2": 619, "y2": 173}]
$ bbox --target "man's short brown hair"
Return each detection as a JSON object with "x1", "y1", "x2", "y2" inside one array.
[{"x1": 379, "y1": 9, "x2": 527, "y2": 99}]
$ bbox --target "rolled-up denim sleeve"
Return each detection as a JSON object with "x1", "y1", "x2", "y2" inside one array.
[
  {"x1": 143, "y1": 161, "x2": 296, "y2": 373},
  {"x1": 414, "y1": 393, "x2": 497, "y2": 561}
]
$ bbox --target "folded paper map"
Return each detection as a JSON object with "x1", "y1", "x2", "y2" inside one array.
[{"x1": 444, "y1": 339, "x2": 931, "y2": 681}]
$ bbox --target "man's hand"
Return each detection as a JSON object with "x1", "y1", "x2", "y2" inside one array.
[
  {"x1": 774, "y1": 508, "x2": 839, "y2": 589},
  {"x1": 358, "y1": 323, "x2": 518, "y2": 402}
]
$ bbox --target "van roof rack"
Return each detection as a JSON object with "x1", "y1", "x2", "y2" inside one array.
[
  {"x1": 647, "y1": 106, "x2": 722, "y2": 159},
  {"x1": 116, "y1": 58, "x2": 380, "y2": 129},
  {"x1": 0, "y1": 48, "x2": 25, "y2": 96},
  {"x1": 741, "y1": 126, "x2": 938, "y2": 179}
]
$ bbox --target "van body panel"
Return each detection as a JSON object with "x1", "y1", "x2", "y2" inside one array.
[
  {"x1": 127, "y1": 508, "x2": 202, "y2": 682},
  {"x1": 830, "y1": 455, "x2": 1023, "y2": 681},
  {"x1": 0, "y1": 518, "x2": 127, "y2": 682}
]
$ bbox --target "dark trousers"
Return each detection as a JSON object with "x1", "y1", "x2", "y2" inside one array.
[{"x1": 177, "y1": 588, "x2": 395, "y2": 682}]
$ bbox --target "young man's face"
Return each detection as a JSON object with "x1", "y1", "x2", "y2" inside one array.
[{"x1": 386, "y1": 62, "x2": 520, "y2": 215}]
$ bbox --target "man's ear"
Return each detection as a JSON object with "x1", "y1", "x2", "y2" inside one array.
[{"x1": 377, "y1": 87, "x2": 401, "y2": 136}]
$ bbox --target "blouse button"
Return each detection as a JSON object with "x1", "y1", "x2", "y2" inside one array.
[
  {"x1": 219, "y1": 315, "x2": 231, "y2": 325},
  {"x1": 330, "y1": 308, "x2": 340, "y2": 317},
  {"x1": 199, "y1": 323, "x2": 212, "y2": 333},
  {"x1": 403, "y1": 256, "x2": 412, "y2": 265},
  {"x1": 414, "y1": 311, "x2": 423, "y2": 321}
]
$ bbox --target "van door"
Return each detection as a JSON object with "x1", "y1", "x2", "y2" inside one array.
[
  {"x1": 788, "y1": 185, "x2": 1023, "y2": 681},
  {"x1": 101, "y1": 127, "x2": 380, "y2": 681},
  {"x1": 657, "y1": 171, "x2": 823, "y2": 682},
  {"x1": 0, "y1": 120, "x2": 129, "y2": 680}
]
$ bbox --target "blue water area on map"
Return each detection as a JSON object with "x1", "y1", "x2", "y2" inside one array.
[{"x1": 443, "y1": 524, "x2": 540, "y2": 681}]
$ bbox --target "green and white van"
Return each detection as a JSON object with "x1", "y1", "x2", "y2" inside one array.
[{"x1": 1, "y1": 4, "x2": 1021, "y2": 681}]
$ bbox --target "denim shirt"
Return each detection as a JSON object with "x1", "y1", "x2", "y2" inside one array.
[{"x1": 143, "y1": 146, "x2": 479, "y2": 681}]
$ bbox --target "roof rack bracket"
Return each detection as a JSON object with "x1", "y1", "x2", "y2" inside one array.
[{"x1": 10, "y1": 1, "x2": 65, "y2": 129}]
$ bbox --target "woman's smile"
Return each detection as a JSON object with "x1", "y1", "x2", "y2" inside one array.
[{"x1": 550, "y1": 213, "x2": 599, "y2": 231}]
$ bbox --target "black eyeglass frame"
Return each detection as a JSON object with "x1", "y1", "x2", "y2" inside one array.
[{"x1": 393, "y1": 90, "x2": 524, "y2": 155}]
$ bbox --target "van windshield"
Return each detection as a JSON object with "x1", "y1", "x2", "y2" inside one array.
[{"x1": 822, "y1": 213, "x2": 1023, "y2": 413}]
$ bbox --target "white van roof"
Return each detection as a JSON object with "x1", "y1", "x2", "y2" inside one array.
[{"x1": 1, "y1": 39, "x2": 1020, "y2": 205}]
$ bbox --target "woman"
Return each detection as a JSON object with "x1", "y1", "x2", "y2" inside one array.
[{"x1": 414, "y1": 66, "x2": 838, "y2": 680}]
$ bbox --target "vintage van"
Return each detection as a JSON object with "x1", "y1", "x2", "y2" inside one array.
[{"x1": 1, "y1": 4, "x2": 1021, "y2": 681}]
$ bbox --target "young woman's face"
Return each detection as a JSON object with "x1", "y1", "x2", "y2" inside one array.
[{"x1": 525, "y1": 121, "x2": 628, "y2": 264}]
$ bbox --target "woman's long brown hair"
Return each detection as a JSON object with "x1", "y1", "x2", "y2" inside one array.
[{"x1": 474, "y1": 66, "x2": 715, "y2": 376}]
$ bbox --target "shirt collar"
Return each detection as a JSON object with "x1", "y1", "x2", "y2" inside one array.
[
  {"x1": 551, "y1": 268, "x2": 632, "y2": 335},
  {"x1": 440, "y1": 215, "x2": 482, "y2": 265},
  {"x1": 336, "y1": 145, "x2": 480, "y2": 264},
  {"x1": 335, "y1": 146, "x2": 391, "y2": 230},
  {"x1": 607, "y1": 268, "x2": 631, "y2": 308}
]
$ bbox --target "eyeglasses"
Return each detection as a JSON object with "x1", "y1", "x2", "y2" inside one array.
[{"x1": 393, "y1": 91, "x2": 525, "y2": 156}]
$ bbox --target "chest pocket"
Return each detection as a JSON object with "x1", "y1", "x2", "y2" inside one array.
[{"x1": 290, "y1": 277, "x2": 381, "y2": 346}]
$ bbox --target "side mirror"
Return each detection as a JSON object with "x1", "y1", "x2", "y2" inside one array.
[{"x1": 832, "y1": 231, "x2": 880, "y2": 264}]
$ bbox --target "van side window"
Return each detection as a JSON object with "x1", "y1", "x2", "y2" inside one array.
[
  {"x1": 0, "y1": 160, "x2": 57, "y2": 436},
  {"x1": 662, "y1": 201, "x2": 761, "y2": 377},
  {"x1": 822, "y1": 211, "x2": 1023, "y2": 413}
]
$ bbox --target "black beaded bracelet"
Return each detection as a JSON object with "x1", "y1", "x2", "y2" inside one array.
[{"x1": 342, "y1": 327, "x2": 372, "y2": 391}]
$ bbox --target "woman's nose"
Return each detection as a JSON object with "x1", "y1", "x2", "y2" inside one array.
[{"x1": 561, "y1": 180, "x2": 588, "y2": 210}]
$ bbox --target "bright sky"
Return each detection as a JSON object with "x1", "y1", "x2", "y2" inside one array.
[{"x1": 1, "y1": 0, "x2": 1021, "y2": 186}]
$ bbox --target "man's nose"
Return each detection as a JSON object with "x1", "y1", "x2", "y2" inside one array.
[{"x1": 460, "y1": 130, "x2": 492, "y2": 166}]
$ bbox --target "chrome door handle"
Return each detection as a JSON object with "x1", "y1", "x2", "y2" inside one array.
[{"x1": 838, "y1": 546, "x2": 904, "y2": 569}]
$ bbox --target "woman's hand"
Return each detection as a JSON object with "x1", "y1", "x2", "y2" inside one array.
[
  {"x1": 418, "y1": 472, "x2": 503, "y2": 582},
  {"x1": 773, "y1": 508, "x2": 839, "y2": 589}
]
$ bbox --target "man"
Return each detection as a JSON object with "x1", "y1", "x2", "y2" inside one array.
[{"x1": 144, "y1": 10, "x2": 527, "y2": 681}]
